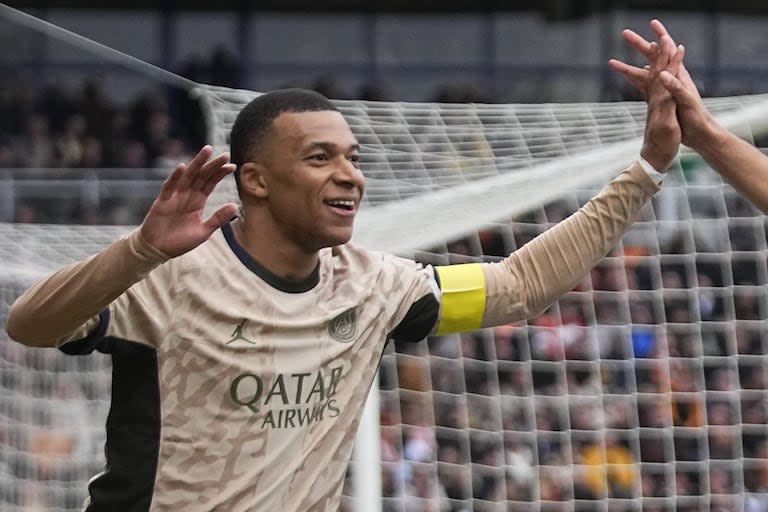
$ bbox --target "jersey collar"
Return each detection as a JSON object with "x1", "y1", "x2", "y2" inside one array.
[{"x1": 221, "y1": 223, "x2": 320, "y2": 293}]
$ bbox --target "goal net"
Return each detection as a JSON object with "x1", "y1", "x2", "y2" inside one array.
[
  {"x1": 3, "y1": 5, "x2": 768, "y2": 511},
  {"x1": 4, "y1": 95, "x2": 768, "y2": 512}
]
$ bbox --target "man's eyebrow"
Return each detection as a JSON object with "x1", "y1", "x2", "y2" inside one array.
[{"x1": 304, "y1": 142, "x2": 360, "y2": 153}]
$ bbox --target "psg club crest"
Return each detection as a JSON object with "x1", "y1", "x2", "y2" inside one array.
[{"x1": 329, "y1": 308, "x2": 357, "y2": 343}]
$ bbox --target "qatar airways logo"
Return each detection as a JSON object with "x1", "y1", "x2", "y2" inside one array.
[{"x1": 229, "y1": 365, "x2": 343, "y2": 429}]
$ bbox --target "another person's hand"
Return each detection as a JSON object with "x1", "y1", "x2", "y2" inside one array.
[
  {"x1": 140, "y1": 145, "x2": 238, "y2": 257},
  {"x1": 609, "y1": 19, "x2": 719, "y2": 152}
]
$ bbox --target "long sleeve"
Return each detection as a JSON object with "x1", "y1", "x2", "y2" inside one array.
[
  {"x1": 481, "y1": 161, "x2": 660, "y2": 327},
  {"x1": 6, "y1": 228, "x2": 169, "y2": 347}
]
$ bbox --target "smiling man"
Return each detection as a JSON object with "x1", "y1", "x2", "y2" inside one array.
[{"x1": 7, "y1": 74, "x2": 681, "y2": 511}]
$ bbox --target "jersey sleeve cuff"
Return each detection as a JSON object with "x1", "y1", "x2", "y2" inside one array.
[
  {"x1": 130, "y1": 228, "x2": 171, "y2": 266},
  {"x1": 638, "y1": 156, "x2": 667, "y2": 185}
]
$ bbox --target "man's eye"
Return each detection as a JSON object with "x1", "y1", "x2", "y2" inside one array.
[{"x1": 309, "y1": 154, "x2": 328, "y2": 161}]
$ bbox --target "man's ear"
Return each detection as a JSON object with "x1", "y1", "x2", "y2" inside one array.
[{"x1": 239, "y1": 161, "x2": 269, "y2": 199}]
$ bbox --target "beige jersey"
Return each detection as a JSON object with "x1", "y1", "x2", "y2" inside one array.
[
  {"x1": 6, "y1": 162, "x2": 660, "y2": 512},
  {"x1": 61, "y1": 223, "x2": 438, "y2": 512}
]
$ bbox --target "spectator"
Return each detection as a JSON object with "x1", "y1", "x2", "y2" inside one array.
[
  {"x1": 55, "y1": 114, "x2": 87, "y2": 167},
  {"x1": 81, "y1": 79, "x2": 115, "y2": 138},
  {"x1": 12, "y1": 112, "x2": 53, "y2": 168},
  {"x1": 575, "y1": 434, "x2": 637, "y2": 499},
  {"x1": 79, "y1": 136, "x2": 104, "y2": 169},
  {"x1": 117, "y1": 139, "x2": 148, "y2": 168}
]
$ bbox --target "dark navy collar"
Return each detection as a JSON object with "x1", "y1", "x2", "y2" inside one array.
[{"x1": 221, "y1": 223, "x2": 320, "y2": 293}]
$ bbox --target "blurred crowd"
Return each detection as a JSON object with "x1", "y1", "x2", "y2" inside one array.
[
  {"x1": 363, "y1": 198, "x2": 768, "y2": 512},
  {"x1": 0, "y1": 328, "x2": 109, "y2": 511},
  {"x1": 0, "y1": 73, "x2": 209, "y2": 224},
  {"x1": 3, "y1": 67, "x2": 768, "y2": 511},
  {"x1": 0, "y1": 60, "x2": 496, "y2": 226},
  {"x1": 0, "y1": 77, "x2": 203, "y2": 171}
]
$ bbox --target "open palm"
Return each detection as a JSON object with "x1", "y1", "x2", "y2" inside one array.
[
  {"x1": 609, "y1": 20, "x2": 709, "y2": 149},
  {"x1": 140, "y1": 145, "x2": 239, "y2": 258}
]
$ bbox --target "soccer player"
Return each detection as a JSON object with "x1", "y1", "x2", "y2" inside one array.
[
  {"x1": 610, "y1": 19, "x2": 768, "y2": 213},
  {"x1": 6, "y1": 43, "x2": 680, "y2": 511}
]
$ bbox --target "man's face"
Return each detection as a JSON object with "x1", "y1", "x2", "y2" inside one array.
[{"x1": 259, "y1": 110, "x2": 365, "y2": 252}]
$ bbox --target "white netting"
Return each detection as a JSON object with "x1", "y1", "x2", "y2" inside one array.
[
  {"x1": 6, "y1": 156, "x2": 768, "y2": 511},
  {"x1": 196, "y1": 84, "x2": 768, "y2": 255},
  {"x1": 0, "y1": 276, "x2": 112, "y2": 511},
  {"x1": 369, "y1": 153, "x2": 768, "y2": 512},
  {"x1": 3, "y1": 5, "x2": 768, "y2": 511},
  {"x1": 3, "y1": 88, "x2": 768, "y2": 263}
]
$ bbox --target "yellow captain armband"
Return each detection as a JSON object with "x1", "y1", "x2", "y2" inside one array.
[{"x1": 434, "y1": 263, "x2": 486, "y2": 335}]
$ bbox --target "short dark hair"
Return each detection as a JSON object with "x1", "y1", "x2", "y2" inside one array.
[{"x1": 229, "y1": 88, "x2": 339, "y2": 197}]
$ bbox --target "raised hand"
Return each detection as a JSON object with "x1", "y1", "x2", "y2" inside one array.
[
  {"x1": 611, "y1": 19, "x2": 768, "y2": 213},
  {"x1": 609, "y1": 19, "x2": 715, "y2": 151},
  {"x1": 639, "y1": 34, "x2": 681, "y2": 173},
  {"x1": 608, "y1": 19, "x2": 685, "y2": 96},
  {"x1": 140, "y1": 145, "x2": 239, "y2": 257}
]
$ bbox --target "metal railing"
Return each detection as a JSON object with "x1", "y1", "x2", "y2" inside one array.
[{"x1": 1, "y1": 168, "x2": 168, "y2": 224}]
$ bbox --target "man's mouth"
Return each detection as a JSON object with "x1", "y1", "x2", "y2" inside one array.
[{"x1": 325, "y1": 199, "x2": 357, "y2": 212}]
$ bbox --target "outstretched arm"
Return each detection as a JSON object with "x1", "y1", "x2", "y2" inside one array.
[
  {"x1": 6, "y1": 146, "x2": 238, "y2": 347},
  {"x1": 434, "y1": 38, "x2": 681, "y2": 332},
  {"x1": 478, "y1": 162, "x2": 660, "y2": 328},
  {"x1": 610, "y1": 19, "x2": 768, "y2": 213},
  {"x1": 661, "y1": 73, "x2": 768, "y2": 213}
]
